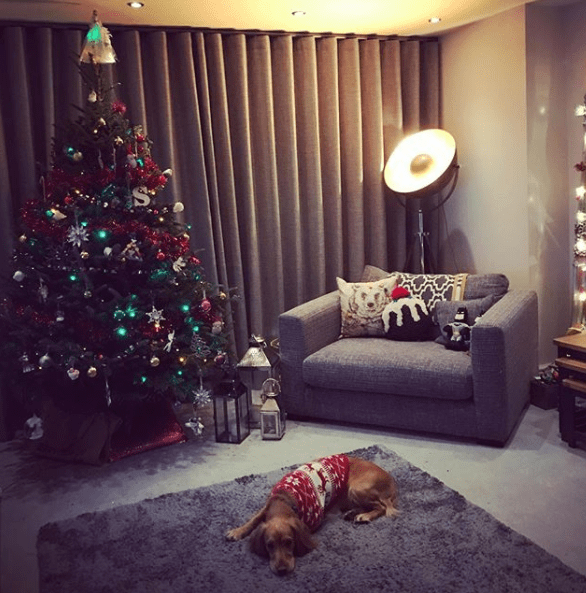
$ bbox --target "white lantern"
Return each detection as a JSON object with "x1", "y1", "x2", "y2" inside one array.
[{"x1": 260, "y1": 378, "x2": 285, "y2": 440}]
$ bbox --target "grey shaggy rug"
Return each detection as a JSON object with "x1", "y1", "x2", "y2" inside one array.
[{"x1": 37, "y1": 445, "x2": 586, "y2": 593}]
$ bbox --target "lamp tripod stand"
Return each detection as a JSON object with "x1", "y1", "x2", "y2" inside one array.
[{"x1": 404, "y1": 206, "x2": 434, "y2": 273}]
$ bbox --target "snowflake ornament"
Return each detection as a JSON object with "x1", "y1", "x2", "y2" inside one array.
[
  {"x1": 146, "y1": 306, "x2": 165, "y2": 325},
  {"x1": 193, "y1": 385, "x2": 212, "y2": 407},
  {"x1": 67, "y1": 223, "x2": 89, "y2": 247},
  {"x1": 192, "y1": 374, "x2": 212, "y2": 406}
]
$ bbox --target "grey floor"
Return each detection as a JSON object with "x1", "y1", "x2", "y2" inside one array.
[{"x1": 1, "y1": 403, "x2": 586, "y2": 593}]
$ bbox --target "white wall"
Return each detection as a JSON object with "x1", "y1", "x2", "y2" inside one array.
[
  {"x1": 526, "y1": 3, "x2": 571, "y2": 363},
  {"x1": 441, "y1": 3, "x2": 574, "y2": 364},
  {"x1": 441, "y1": 6, "x2": 530, "y2": 288}
]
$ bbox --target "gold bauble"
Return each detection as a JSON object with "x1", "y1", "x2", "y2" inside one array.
[
  {"x1": 150, "y1": 356, "x2": 160, "y2": 367},
  {"x1": 87, "y1": 366, "x2": 98, "y2": 378}
]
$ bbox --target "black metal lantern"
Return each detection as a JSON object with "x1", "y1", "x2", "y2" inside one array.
[
  {"x1": 212, "y1": 379, "x2": 250, "y2": 443},
  {"x1": 237, "y1": 335, "x2": 280, "y2": 428}
]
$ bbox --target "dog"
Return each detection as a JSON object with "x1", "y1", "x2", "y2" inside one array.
[{"x1": 225, "y1": 454, "x2": 398, "y2": 575}]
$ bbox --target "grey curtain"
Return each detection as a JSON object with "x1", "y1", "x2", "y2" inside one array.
[{"x1": 0, "y1": 24, "x2": 439, "y2": 355}]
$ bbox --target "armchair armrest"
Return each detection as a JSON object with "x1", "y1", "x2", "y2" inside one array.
[
  {"x1": 278, "y1": 291, "x2": 340, "y2": 413},
  {"x1": 470, "y1": 290, "x2": 538, "y2": 444}
]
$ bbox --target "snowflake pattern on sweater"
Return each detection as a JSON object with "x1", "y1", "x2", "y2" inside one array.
[{"x1": 271, "y1": 454, "x2": 350, "y2": 531}]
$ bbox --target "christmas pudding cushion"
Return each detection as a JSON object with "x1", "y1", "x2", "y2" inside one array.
[{"x1": 382, "y1": 286, "x2": 434, "y2": 341}]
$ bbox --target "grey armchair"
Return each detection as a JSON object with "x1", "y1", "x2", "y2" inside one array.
[{"x1": 278, "y1": 268, "x2": 538, "y2": 445}]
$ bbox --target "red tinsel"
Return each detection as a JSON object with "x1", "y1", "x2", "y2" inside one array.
[
  {"x1": 20, "y1": 199, "x2": 190, "y2": 261},
  {"x1": 112, "y1": 100, "x2": 127, "y2": 115},
  {"x1": 20, "y1": 201, "x2": 68, "y2": 241},
  {"x1": 15, "y1": 304, "x2": 54, "y2": 327},
  {"x1": 146, "y1": 174, "x2": 168, "y2": 190}
]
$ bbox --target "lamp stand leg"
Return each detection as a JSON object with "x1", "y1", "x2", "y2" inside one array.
[
  {"x1": 417, "y1": 209, "x2": 426, "y2": 273},
  {"x1": 403, "y1": 208, "x2": 436, "y2": 274}
]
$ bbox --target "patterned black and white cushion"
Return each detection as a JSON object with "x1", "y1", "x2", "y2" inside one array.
[
  {"x1": 396, "y1": 273, "x2": 467, "y2": 313},
  {"x1": 360, "y1": 265, "x2": 509, "y2": 310}
]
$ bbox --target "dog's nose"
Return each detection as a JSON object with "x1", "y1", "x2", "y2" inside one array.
[{"x1": 276, "y1": 566, "x2": 289, "y2": 576}]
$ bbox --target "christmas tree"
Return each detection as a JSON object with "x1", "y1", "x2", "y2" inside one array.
[{"x1": 0, "y1": 14, "x2": 233, "y2": 416}]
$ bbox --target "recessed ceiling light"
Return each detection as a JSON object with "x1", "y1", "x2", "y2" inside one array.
[
  {"x1": 429, "y1": 17, "x2": 441, "y2": 24},
  {"x1": 127, "y1": 2, "x2": 144, "y2": 8},
  {"x1": 292, "y1": 10, "x2": 306, "y2": 17}
]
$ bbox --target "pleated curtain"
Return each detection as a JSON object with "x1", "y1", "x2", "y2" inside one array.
[{"x1": 0, "y1": 24, "x2": 439, "y2": 356}]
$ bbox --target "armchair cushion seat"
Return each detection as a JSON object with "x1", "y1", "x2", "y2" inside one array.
[{"x1": 303, "y1": 339, "x2": 472, "y2": 401}]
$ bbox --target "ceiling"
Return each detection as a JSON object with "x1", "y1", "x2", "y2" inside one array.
[{"x1": 0, "y1": 0, "x2": 539, "y2": 37}]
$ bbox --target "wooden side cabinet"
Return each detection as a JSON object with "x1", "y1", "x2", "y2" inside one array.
[{"x1": 554, "y1": 333, "x2": 586, "y2": 450}]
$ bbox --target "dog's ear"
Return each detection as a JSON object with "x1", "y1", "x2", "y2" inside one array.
[
  {"x1": 249, "y1": 524, "x2": 269, "y2": 558},
  {"x1": 292, "y1": 519, "x2": 316, "y2": 556}
]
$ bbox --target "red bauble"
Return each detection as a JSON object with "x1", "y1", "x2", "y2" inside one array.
[{"x1": 156, "y1": 251, "x2": 166, "y2": 261}]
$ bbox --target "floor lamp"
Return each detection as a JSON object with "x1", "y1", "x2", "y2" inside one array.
[{"x1": 384, "y1": 129, "x2": 459, "y2": 273}]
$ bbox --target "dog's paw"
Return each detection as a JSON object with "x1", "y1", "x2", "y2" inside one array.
[
  {"x1": 342, "y1": 509, "x2": 358, "y2": 521},
  {"x1": 225, "y1": 528, "x2": 242, "y2": 541},
  {"x1": 353, "y1": 513, "x2": 372, "y2": 524}
]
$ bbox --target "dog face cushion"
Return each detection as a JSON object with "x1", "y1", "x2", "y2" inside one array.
[
  {"x1": 337, "y1": 276, "x2": 398, "y2": 337},
  {"x1": 382, "y1": 286, "x2": 434, "y2": 341}
]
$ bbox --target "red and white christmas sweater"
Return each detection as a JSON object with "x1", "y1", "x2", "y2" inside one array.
[{"x1": 271, "y1": 454, "x2": 350, "y2": 531}]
